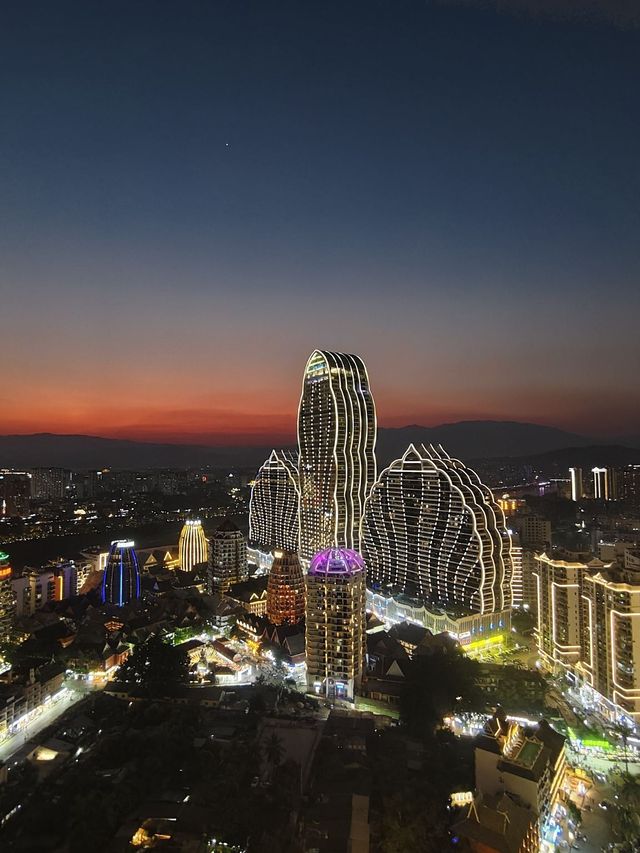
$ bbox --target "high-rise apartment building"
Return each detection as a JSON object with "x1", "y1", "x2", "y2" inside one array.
[
  {"x1": 569, "y1": 467, "x2": 584, "y2": 502},
  {"x1": 298, "y1": 350, "x2": 376, "y2": 564},
  {"x1": 533, "y1": 551, "x2": 610, "y2": 673},
  {"x1": 510, "y1": 532, "x2": 524, "y2": 608},
  {"x1": 305, "y1": 547, "x2": 366, "y2": 701},
  {"x1": 592, "y1": 467, "x2": 610, "y2": 501},
  {"x1": 619, "y1": 465, "x2": 640, "y2": 504},
  {"x1": 0, "y1": 551, "x2": 14, "y2": 639},
  {"x1": 361, "y1": 444, "x2": 513, "y2": 614},
  {"x1": 31, "y1": 467, "x2": 67, "y2": 499},
  {"x1": 102, "y1": 540, "x2": 141, "y2": 607},
  {"x1": 178, "y1": 518, "x2": 208, "y2": 572},
  {"x1": 266, "y1": 549, "x2": 305, "y2": 625},
  {"x1": 0, "y1": 471, "x2": 31, "y2": 517},
  {"x1": 249, "y1": 450, "x2": 300, "y2": 558},
  {"x1": 580, "y1": 568, "x2": 640, "y2": 722},
  {"x1": 208, "y1": 518, "x2": 248, "y2": 594}
]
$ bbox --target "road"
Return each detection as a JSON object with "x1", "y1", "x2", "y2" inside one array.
[{"x1": 0, "y1": 683, "x2": 88, "y2": 764}]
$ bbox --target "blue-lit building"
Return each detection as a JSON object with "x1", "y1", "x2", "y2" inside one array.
[{"x1": 102, "y1": 539, "x2": 140, "y2": 607}]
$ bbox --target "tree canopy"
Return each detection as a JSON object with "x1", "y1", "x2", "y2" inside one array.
[{"x1": 118, "y1": 634, "x2": 189, "y2": 692}]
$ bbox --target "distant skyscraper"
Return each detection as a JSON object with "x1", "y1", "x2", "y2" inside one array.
[
  {"x1": 178, "y1": 518, "x2": 208, "y2": 572},
  {"x1": 305, "y1": 547, "x2": 366, "y2": 701},
  {"x1": 569, "y1": 467, "x2": 583, "y2": 502},
  {"x1": 361, "y1": 444, "x2": 513, "y2": 614},
  {"x1": 249, "y1": 450, "x2": 300, "y2": 555},
  {"x1": 592, "y1": 467, "x2": 610, "y2": 500},
  {"x1": 266, "y1": 549, "x2": 305, "y2": 625},
  {"x1": 0, "y1": 471, "x2": 31, "y2": 517},
  {"x1": 0, "y1": 551, "x2": 14, "y2": 639},
  {"x1": 297, "y1": 350, "x2": 376, "y2": 564},
  {"x1": 102, "y1": 540, "x2": 141, "y2": 607},
  {"x1": 31, "y1": 467, "x2": 67, "y2": 499},
  {"x1": 208, "y1": 518, "x2": 247, "y2": 594},
  {"x1": 619, "y1": 465, "x2": 640, "y2": 503}
]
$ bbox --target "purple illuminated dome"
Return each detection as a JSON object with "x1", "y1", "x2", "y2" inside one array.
[{"x1": 308, "y1": 547, "x2": 366, "y2": 576}]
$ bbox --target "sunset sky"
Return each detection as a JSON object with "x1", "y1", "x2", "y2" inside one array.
[{"x1": 2, "y1": 1, "x2": 639, "y2": 445}]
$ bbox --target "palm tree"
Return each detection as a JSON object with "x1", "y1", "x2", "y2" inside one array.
[
  {"x1": 264, "y1": 732, "x2": 285, "y2": 769},
  {"x1": 613, "y1": 720, "x2": 634, "y2": 773},
  {"x1": 613, "y1": 771, "x2": 640, "y2": 847}
]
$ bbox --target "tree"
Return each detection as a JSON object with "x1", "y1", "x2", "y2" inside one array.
[
  {"x1": 613, "y1": 720, "x2": 634, "y2": 773},
  {"x1": 118, "y1": 634, "x2": 189, "y2": 692},
  {"x1": 263, "y1": 732, "x2": 285, "y2": 770},
  {"x1": 613, "y1": 771, "x2": 640, "y2": 848},
  {"x1": 400, "y1": 646, "x2": 481, "y2": 735}
]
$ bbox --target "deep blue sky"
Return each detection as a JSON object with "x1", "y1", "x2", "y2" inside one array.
[{"x1": 1, "y1": 0, "x2": 638, "y2": 443}]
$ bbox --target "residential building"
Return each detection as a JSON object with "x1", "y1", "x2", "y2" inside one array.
[
  {"x1": 30, "y1": 467, "x2": 67, "y2": 499},
  {"x1": 305, "y1": 547, "x2": 367, "y2": 702},
  {"x1": 533, "y1": 550, "x2": 610, "y2": 673},
  {"x1": 0, "y1": 471, "x2": 31, "y2": 517},
  {"x1": 569, "y1": 467, "x2": 584, "y2": 503},
  {"x1": 207, "y1": 518, "x2": 247, "y2": 594},
  {"x1": 579, "y1": 566, "x2": 640, "y2": 722},
  {"x1": 178, "y1": 518, "x2": 208, "y2": 572},
  {"x1": 249, "y1": 450, "x2": 300, "y2": 566},
  {"x1": 619, "y1": 465, "x2": 640, "y2": 504},
  {"x1": 266, "y1": 549, "x2": 305, "y2": 625},
  {"x1": 298, "y1": 350, "x2": 376, "y2": 564},
  {"x1": 361, "y1": 443, "x2": 513, "y2": 615},
  {"x1": 0, "y1": 551, "x2": 13, "y2": 639},
  {"x1": 475, "y1": 710, "x2": 566, "y2": 839},
  {"x1": 453, "y1": 792, "x2": 539, "y2": 853}
]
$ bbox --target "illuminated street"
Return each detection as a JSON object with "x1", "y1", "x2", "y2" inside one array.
[{"x1": 0, "y1": 683, "x2": 88, "y2": 763}]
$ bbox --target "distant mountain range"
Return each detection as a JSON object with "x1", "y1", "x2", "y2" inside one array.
[{"x1": 0, "y1": 422, "x2": 637, "y2": 470}]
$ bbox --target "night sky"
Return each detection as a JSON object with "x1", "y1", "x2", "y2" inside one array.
[{"x1": 2, "y1": 0, "x2": 639, "y2": 445}]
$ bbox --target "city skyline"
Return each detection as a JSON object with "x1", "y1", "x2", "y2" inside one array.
[{"x1": 2, "y1": 1, "x2": 639, "y2": 444}]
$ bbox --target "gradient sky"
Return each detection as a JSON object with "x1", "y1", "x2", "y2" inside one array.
[{"x1": 1, "y1": 0, "x2": 639, "y2": 444}]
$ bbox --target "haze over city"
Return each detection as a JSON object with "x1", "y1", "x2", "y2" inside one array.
[{"x1": 2, "y1": 0, "x2": 639, "y2": 445}]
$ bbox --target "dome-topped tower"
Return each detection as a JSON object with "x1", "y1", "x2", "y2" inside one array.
[
  {"x1": 102, "y1": 540, "x2": 140, "y2": 607},
  {"x1": 305, "y1": 547, "x2": 366, "y2": 702},
  {"x1": 178, "y1": 518, "x2": 208, "y2": 572}
]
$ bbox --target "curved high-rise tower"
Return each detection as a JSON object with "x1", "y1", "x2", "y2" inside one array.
[
  {"x1": 266, "y1": 549, "x2": 305, "y2": 625},
  {"x1": 297, "y1": 350, "x2": 376, "y2": 564},
  {"x1": 249, "y1": 450, "x2": 300, "y2": 554},
  {"x1": 361, "y1": 443, "x2": 513, "y2": 614},
  {"x1": 178, "y1": 518, "x2": 208, "y2": 572},
  {"x1": 102, "y1": 539, "x2": 141, "y2": 607}
]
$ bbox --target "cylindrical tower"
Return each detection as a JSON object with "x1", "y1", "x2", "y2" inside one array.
[
  {"x1": 267, "y1": 550, "x2": 305, "y2": 625},
  {"x1": 102, "y1": 540, "x2": 140, "y2": 607},
  {"x1": 305, "y1": 547, "x2": 366, "y2": 702},
  {"x1": 178, "y1": 518, "x2": 208, "y2": 572}
]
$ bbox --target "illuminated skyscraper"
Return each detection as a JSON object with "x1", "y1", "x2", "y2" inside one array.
[
  {"x1": 592, "y1": 467, "x2": 610, "y2": 500},
  {"x1": 0, "y1": 551, "x2": 14, "y2": 639},
  {"x1": 178, "y1": 518, "x2": 208, "y2": 572},
  {"x1": 208, "y1": 518, "x2": 247, "y2": 594},
  {"x1": 266, "y1": 549, "x2": 305, "y2": 625},
  {"x1": 580, "y1": 568, "x2": 640, "y2": 722},
  {"x1": 102, "y1": 540, "x2": 141, "y2": 607},
  {"x1": 569, "y1": 467, "x2": 584, "y2": 502},
  {"x1": 305, "y1": 547, "x2": 366, "y2": 701},
  {"x1": 297, "y1": 350, "x2": 376, "y2": 564},
  {"x1": 249, "y1": 450, "x2": 300, "y2": 556},
  {"x1": 361, "y1": 444, "x2": 513, "y2": 614}
]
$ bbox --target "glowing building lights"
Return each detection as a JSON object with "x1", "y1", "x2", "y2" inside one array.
[
  {"x1": 208, "y1": 518, "x2": 248, "y2": 594},
  {"x1": 592, "y1": 467, "x2": 610, "y2": 500},
  {"x1": 0, "y1": 550, "x2": 13, "y2": 639},
  {"x1": 305, "y1": 547, "x2": 367, "y2": 701},
  {"x1": 266, "y1": 549, "x2": 305, "y2": 625},
  {"x1": 569, "y1": 467, "x2": 583, "y2": 502},
  {"x1": 297, "y1": 350, "x2": 376, "y2": 564},
  {"x1": 178, "y1": 518, "x2": 208, "y2": 572},
  {"x1": 101, "y1": 540, "x2": 141, "y2": 608},
  {"x1": 249, "y1": 450, "x2": 300, "y2": 553},
  {"x1": 361, "y1": 443, "x2": 513, "y2": 614}
]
